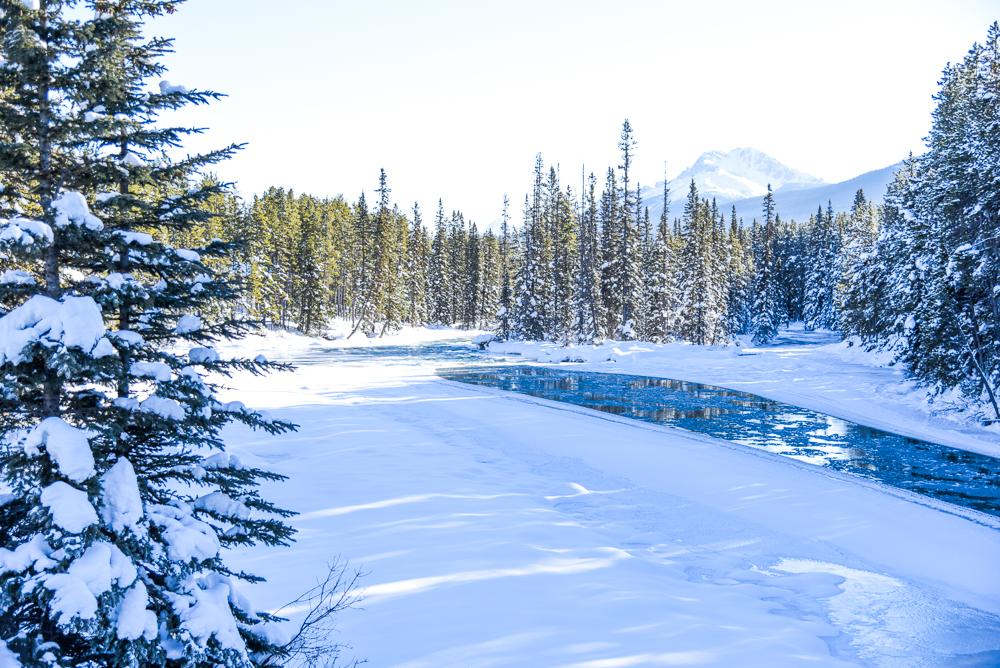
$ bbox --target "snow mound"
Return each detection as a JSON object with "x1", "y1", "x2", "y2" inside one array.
[
  {"x1": 23, "y1": 417, "x2": 96, "y2": 483},
  {"x1": 40, "y1": 482, "x2": 97, "y2": 533},
  {"x1": 100, "y1": 458, "x2": 143, "y2": 534},
  {"x1": 52, "y1": 191, "x2": 103, "y2": 231},
  {"x1": 0, "y1": 269, "x2": 36, "y2": 285},
  {"x1": 43, "y1": 542, "x2": 136, "y2": 626},
  {"x1": 147, "y1": 503, "x2": 219, "y2": 561},
  {"x1": 175, "y1": 314, "x2": 201, "y2": 334},
  {"x1": 0, "y1": 295, "x2": 111, "y2": 365},
  {"x1": 0, "y1": 639, "x2": 20, "y2": 668},
  {"x1": 0, "y1": 217, "x2": 53, "y2": 246}
]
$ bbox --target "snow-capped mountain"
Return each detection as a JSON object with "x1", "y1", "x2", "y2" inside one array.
[
  {"x1": 641, "y1": 148, "x2": 900, "y2": 224},
  {"x1": 640, "y1": 147, "x2": 826, "y2": 209},
  {"x1": 723, "y1": 162, "x2": 902, "y2": 224},
  {"x1": 486, "y1": 147, "x2": 898, "y2": 229}
]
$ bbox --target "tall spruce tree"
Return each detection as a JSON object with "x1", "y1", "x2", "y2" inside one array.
[
  {"x1": 751, "y1": 185, "x2": 782, "y2": 344},
  {"x1": 615, "y1": 120, "x2": 642, "y2": 340},
  {"x1": 0, "y1": 3, "x2": 298, "y2": 668},
  {"x1": 574, "y1": 172, "x2": 603, "y2": 343},
  {"x1": 495, "y1": 195, "x2": 514, "y2": 341}
]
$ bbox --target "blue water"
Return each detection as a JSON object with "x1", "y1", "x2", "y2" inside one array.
[
  {"x1": 438, "y1": 365, "x2": 1000, "y2": 519},
  {"x1": 284, "y1": 336, "x2": 1000, "y2": 519}
]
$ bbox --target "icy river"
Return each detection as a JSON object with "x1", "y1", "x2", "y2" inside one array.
[
  {"x1": 290, "y1": 338, "x2": 1000, "y2": 520},
  {"x1": 229, "y1": 329, "x2": 1000, "y2": 668}
]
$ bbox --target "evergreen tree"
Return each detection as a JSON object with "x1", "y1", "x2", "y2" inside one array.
[
  {"x1": 751, "y1": 185, "x2": 782, "y2": 344},
  {"x1": 867, "y1": 25, "x2": 1000, "y2": 416},
  {"x1": 495, "y1": 195, "x2": 514, "y2": 341},
  {"x1": 837, "y1": 189, "x2": 882, "y2": 338},
  {"x1": 803, "y1": 202, "x2": 840, "y2": 330},
  {"x1": 574, "y1": 172, "x2": 603, "y2": 344},
  {"x1": 615, "y1": 120, "x2": 642, "y2": 340},
  {"x1": 406, "y1": 202, "x2": 429, "y2": 326},
  {"x1": 428, "y1": 199, "x2": 450, "y2": 325},
  {"x1": 598, "y1": 167, "x2": 622, "y2": 338},
  {"x1": 644, "y1": 177, "x2": 679, "y2": 343},
  {"x1": 724, "y1": 206, "x2": 754, "y2": 337},
  {"x1": 678, "y1": 183, "x2": 726, "y2": 345},
  {"x1": 0, "y1": 4, "x2": 297, "y2": 668}
]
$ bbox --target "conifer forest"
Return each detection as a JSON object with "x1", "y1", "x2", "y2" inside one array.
[{"x1": 184, "y1": 23, "x2": 1000, "y2": 414}]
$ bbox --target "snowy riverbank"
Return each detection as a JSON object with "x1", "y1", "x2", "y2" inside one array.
[
  {"x1": 488, "y1": 324, "x2": 1000, "y2": 459},
  {"x1": 213, "y1": 326, "x2": 1000, "y2": 667}
]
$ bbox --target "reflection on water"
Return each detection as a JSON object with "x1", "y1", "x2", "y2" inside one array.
[{"x1": 438, "y1": 365, "x2": 1000, "y2": 518}]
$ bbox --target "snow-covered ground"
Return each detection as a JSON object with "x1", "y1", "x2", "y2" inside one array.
[
  {"x1": 489, "y1": 324, "x2": 1000, "y2": 459},
  {"x1": 217, "y1": 326, "x2": 1000, "y2": 667}
]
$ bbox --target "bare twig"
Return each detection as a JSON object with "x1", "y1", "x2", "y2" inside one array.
[{"x1": 257, "y1": 558, "x2": 367, "y2": 668}]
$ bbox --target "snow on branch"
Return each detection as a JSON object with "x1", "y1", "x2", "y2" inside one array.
[{"x1": 0, "y1": 295, "x2": 114, "y2": 365}]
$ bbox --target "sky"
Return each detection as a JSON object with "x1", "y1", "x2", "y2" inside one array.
[{"x1": 149, "y1": 0, "x2": 999, "y2": 225}]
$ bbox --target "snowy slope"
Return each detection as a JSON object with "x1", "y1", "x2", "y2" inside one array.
[
  {"x1": 645, "y1": 161, "x2": 902, "y2": 225},
  {"x1": 723, "y1": 162, "x2": 903, "y2": 224},
  {"x1": 214, "y1": 328, "x2": 1000, "y2": 668},
  {"x1": 640, "y1": 147, "x2": 825, "y2": 217}
]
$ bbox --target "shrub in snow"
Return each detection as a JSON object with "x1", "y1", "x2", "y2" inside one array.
[{"x1": 0, "y1": 4, "x2": 302, "y2": 668}]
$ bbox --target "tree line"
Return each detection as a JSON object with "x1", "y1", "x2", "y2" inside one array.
[
  {"x1": 170, "y1": 23, "x2": 1000, "y2": 416},
  {"x1": 180, "y1": 128, "x2": 877, "y2": 350}
]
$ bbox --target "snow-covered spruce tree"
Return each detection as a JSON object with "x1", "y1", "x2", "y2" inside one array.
[
  {"x1": 750, "y1": 187, "x2": 782, "y2": 344},
  {"x1": 870, "y1": 24, "x2": 1000, "y2": 416},
  {"x1": 494, "y1": 195, "x2": 513, "y2": 341},
  {"x1": 803, "y1": 202, "x2": 840, "y2": 331},
  {"x1": 0, "y1": 3, "x2": 299, "y2": 668},
  {"x1": 573, "y1": 172, "x2": 603, "y2": 344}
]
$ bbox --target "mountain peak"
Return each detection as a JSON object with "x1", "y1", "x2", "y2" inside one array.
[{"x1": 650, "y1": 148, "x2": 826, "y2": 205}]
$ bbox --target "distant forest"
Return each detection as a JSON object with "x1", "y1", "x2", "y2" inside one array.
[{"x1": 168, "y1": 23, "x2": 1000, "y2": 414}]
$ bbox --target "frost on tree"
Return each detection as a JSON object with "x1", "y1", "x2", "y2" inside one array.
[{"x1": 0, "y1": 3, "x2": 298, "y2": 668}]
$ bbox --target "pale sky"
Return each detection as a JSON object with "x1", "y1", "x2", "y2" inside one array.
[{"x1": 150, "y1": 0, "x2": 998, "y2": 225}]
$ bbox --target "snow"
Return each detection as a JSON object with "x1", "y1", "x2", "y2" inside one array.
[
  {"x1": 100, "y1": 457, "x2": 143, "y2": 534},
  {"x1": 175, "y1": 248, "x2": 200, "y2": 262},
  {"x1": 0, "y1": 535, "x2": 55, "y2": 574},
  {"x1": 176, "y1": 574, "x2": 246, "y2": 652},
  {"x1": 114, "y1": 230, "x2": 153, "y2": 246},
  {"x1": 40, "y1": 482, "x2": 97, "y2": 533},
  {"x1": 43, "y1": 572, "x2": 98, "y2": 624},
  {"x1": 109, "y1": 329, "x2": 145, "y2": 347},
  {"x1": 23, "y1": 417, "x2": 96, "y2": 483},
  {"x1": 147, "y1": 503, "x2": 220, "y2": 561},
  {"x1": 116, "y1": 581, "x2": 158, "y2": 640},
  {"x1": 0, "y1": 295, "x2": 110, "y2": 365},
  {"x1": 120, "y1": 152, "x2": 143, "y2": 168},
  {"x1": 52, "y1": 191, "x2": 103, "y2": 230},
  {"x1": 0, "y1": 217, "x2": 53, "y2": 246},
  {"x1": 43, "y1": 542, "x2": 136, "y2": 626},
  {"x1": 159, "y1": 80, "x2": 190, "y2": 95},
  {"x1": 140, "y1": 395, "x2": 185, "y2": 420},
  {"x1": 0, "y1": 640, "x2": 20, "y2": 668},
  {"x1": 189, "y1": 347, "x2": 220, "y2": 363},
  {"x1": 192, "y1": 492, "x2": 251, "y2": 521},
  {"x1": 131, "y1": 361, "x2": 172, "y2": 381},
  {"x1": 175, "y1": 314, "x2": 202, "y2": 334},
  {"x1": 210, "y1": 326, "x2": 1000, "y2": 667},
  {"x1": 180, "y1": 590, "x2": 241, "y2": 649},
  {"x1": 0, "y1": 269, "x2": 35, "y2": 285}
]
